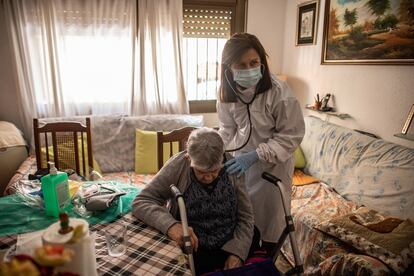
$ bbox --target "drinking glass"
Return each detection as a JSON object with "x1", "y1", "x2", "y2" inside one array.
[{"x1": 105, "y1": 223, "x2": 127, "y2": 257}]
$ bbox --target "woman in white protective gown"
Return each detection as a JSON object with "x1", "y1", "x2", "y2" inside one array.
[{"x1": 217, "y1": 33, "x2": 305, "y2": 255}]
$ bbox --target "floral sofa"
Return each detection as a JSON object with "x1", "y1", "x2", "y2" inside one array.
[
  {"x1": 4, "y1": 114, "x2": 204, "y2": 195},
  {"x1": 284, "y1": 116, "x2": 414, "y2": 275}
]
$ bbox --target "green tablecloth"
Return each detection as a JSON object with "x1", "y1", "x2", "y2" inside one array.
[{"x1": 0, "y1": 181, "x2": 141, "y2": 236}]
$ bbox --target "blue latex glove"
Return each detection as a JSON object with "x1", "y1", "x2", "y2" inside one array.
[{"x1": 225, "y1": 150, "x2": 258, "y2": 178}]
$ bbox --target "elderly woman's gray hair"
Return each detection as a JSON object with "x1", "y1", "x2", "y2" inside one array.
[{"x1": 187, "y1": 127, "x2": 225, "y2": 171}]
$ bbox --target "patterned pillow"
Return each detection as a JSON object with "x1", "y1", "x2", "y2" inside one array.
[{"x1": 315, "y1": 207, "x2": 414, "y2": 274}]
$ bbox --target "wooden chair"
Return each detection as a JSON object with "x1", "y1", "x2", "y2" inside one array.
[
  {"x1": 156, "y1": 127, "x2": 197, "y2": 171},
  {"x1": 33, "y1": 118, "x2": 93, "y2": 177}
]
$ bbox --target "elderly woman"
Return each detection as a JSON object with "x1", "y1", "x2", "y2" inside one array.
[{"x1": 132, "y1": 127, "x2": 254, "y2": 275}]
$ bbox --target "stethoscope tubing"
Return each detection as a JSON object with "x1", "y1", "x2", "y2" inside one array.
[{"x1": 223, "y1": 68, "x2": 258, "y2": 152}]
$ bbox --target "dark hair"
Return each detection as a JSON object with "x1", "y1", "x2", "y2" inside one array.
[{"x1": 219, "y1": 33, "x2": 272, "y2": 103}]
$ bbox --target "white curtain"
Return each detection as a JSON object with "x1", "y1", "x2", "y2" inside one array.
[
  {"x1": 3, "y1": 0, "x2": 188, "y2": 140},
  {"x1": 134, "y1": 0, "x2": 187, "y2": 115}
]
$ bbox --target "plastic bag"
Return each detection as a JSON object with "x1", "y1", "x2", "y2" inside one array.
[
  {"x1": 72, "y1": 182, "x2": 127, "y2": 218},
  {"x1": 13, "y1": 180, "x2": 44, "y2": 209}
]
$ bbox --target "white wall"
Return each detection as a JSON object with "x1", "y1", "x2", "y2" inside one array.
[
  {"x1": 282, "y1": 0, "x2": 414, "y2": 148},
  {"x1": 246, "y1": 0, "x2": 286, "y2": 74}
]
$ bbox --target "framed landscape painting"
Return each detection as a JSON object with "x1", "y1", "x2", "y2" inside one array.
[
  {"x1": 296, "y1": 1, "x2": 319, "y2": 45},
  {"x1": 321, "y1": 0, "x2": 414, "y2": 64}
]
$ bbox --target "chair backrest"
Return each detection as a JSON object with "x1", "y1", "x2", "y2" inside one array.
[
  {"x1": 33, "y1": 118, "x2": 93, "y2": 177},
  {"x1": 157, "y1": 127, "x2": 197, "y2": 170}
]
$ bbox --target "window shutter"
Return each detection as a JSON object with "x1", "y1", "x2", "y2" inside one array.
[{"x1": 183, "y1": 7, "x2": 233, "y2": 39}]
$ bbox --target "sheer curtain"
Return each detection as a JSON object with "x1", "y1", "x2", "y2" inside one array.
[
  {"x1": 3, "y1": 0, "x2": 188, "y2": 140},
  {"x1": 133, "y1": 0, "x2": 187, "y2": 115}
]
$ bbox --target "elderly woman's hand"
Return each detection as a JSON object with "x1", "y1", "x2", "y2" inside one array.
[
  {"x1": 224, "y1": 254, "x2": 242, "y2": 270},
  {"x1": 167, "y1": 223, "x2": 199, "y2": 252}
]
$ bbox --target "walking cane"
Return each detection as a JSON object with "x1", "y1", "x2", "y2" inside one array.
[
  {"x1": 170, "y1": 185, "x2": 196, "y2": 276},
  {"x1": 262, "y1": 172, "x2": 304, "y2": 276}
]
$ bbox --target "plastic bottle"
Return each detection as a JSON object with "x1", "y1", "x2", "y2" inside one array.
[{"x1": 41, "y1": 162, "x2": 71, "y2": 217}]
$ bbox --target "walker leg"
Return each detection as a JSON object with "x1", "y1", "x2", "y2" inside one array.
[{"x1": 262, "y1": 172, "x2": 304, "y2": 276}]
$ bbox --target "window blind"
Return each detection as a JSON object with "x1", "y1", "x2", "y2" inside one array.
[{"x1": 183, "y1": 7, "x2": 232, "y2": 38}]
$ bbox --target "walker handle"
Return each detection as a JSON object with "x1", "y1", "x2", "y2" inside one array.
[
  {"x1": 170, "y1": 184, "x2": 183, "y2": 199},
  {"x1": 262, "y1": 172, "x2": 282, "y2": 186},
  {"x1": 169, "y1": 185, "x2": 196, "y2": 276}
]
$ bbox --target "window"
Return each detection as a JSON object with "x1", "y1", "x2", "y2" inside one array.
[
  {"x1": 26, "y1": 4, "x2": 136, "y2": 116},
  {"x1": 12, "y1": 1, "x2": 187, "y2": 117},
  {"x1": 183, "y1": 0, "x2": 246, "y2": 113}
]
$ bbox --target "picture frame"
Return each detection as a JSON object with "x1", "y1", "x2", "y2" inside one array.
[
  {"x1": 322, "y1": 0, "x2": 414, "y2": 65},
  {"x1": 296, "y1": 1, "x2": 319, "y2": 46},
  {"x1": 401, "y1": 104, "x2": 414, "y2": 135}
]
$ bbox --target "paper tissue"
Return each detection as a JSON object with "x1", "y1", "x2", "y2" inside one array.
[{"x1": 41, "y1": 213, "x2": 97, "y2": 276}]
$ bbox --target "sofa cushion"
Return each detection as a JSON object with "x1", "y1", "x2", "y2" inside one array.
[
  {"x1": 134, "y1": 129, "x2": 179, "y2": 174},
  {"x1": 294, "y1": 147, "x2": 306, "y2": 169},
  {"x1": 301, "y1": 116, "x2": 414, "y2": 220},
  {"x1": 316, "y1": 207, "x2": 414, "y2": 274}
]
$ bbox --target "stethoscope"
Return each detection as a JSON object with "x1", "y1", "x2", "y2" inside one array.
[{"x1": 223, "y1": 65, "x2": 263, "y2": 152}]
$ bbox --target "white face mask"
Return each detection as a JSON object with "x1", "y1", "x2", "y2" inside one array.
[{"x1": 232, "y1": 66, "x2": 262, "y2": 88}]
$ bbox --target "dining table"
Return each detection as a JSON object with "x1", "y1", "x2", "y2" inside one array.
[{"x1": 0, "y1": 213, "x2": 191, "y2": 275}]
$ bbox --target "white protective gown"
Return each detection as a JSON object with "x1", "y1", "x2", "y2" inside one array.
[{"x1": 217, "y1": 75, "x2": 305, "y2": 242}]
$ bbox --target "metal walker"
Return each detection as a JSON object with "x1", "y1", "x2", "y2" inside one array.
[{"x1": 170, "y1": 172, "x2": 304, "y2": 276}]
